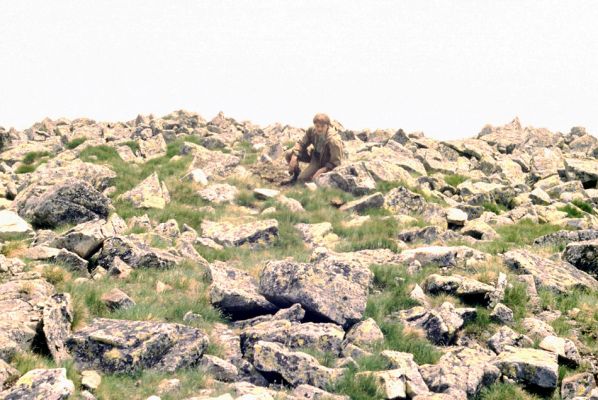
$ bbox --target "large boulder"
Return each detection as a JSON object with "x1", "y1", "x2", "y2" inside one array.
[
  {"x1": 424, "y1": 274, "x2": 495, "y2": 304},
  {"x1": 562, "y1": 239, "x2": 598, "y2": 278},
  {"x1": 564, "y1": 158, "x2": 598, "y2": 188},
  {"x1": 493, "y1": 346, "x2": 559, "y2": 390},
  {"x1": 393, "y1": 302, "x2": 475, "y2": 345},
  {"x1": 503, "y1": 249, "x2": 598, "y2": 293},
  {"x1": 208, "y1": 261, "x2": 277, "y2": 319},
  {"x1": 97, "y1": 235, "x2": 180, "y2": 269},
  {"x1": 200, "y1": 219, "x2": 279, "y2": 248},
  {"x1": 17, "y1": 180, "x2": 110, "y2": 228},
  {"x1": 314, "y1": 162, "x2": 376, "y2": 195},
  {"x1": 258, "y1": 256, "x2": 373, "y2": 329},
  {"x1": 0, "y1": 210, "x2": 32, "y2": 239},
  {"x1": 66, "y1": 318, "x2": 209, "y2": 373},
  {"x1": 252, "y1": 341, "x2": 345, "y2": 389},
  {"x1": 118, "y1": 172, "x2": 170, "y2": 209},
  {"x1": 419, "y1": 346, "x2": 499, "y2": 398},
  {"x1": 384, "y1": 186, "x2": 427, "y2": 215},
  {"x1": 49, "y1": 214, "x2": 127, "y2": 259},
  {"x1": 533, "y1": 229, "x2": 598, "y2": 247},
  {"x1": 0, "y1": 368, "x2": 74, "y2": 400}
]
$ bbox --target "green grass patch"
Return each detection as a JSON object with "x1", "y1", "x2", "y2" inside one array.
[
  {"x1": 572, "y1": 199, "x2": 594, "y2": 214},
  {"x1": 502, "y1": 281, "x2": 530, "y2": 321},
  {"x1": 15, "y1": 150, "x2": 52, "y2": 174},
  {"x1": 482, "y1": 201, "x2": 508, "y2": 214},
  {"x1": 444, "y1": 173, "x2": 468, "y2": 187},
  {"x1": 65, "y1": 137, "x2": 87, "y2": 149},
  {"x1": 558, "y1": 204, "x2": 584, "y2": 218},
  {"x1": 474, "y1": 382, "x2": 541, "y2": 400}
]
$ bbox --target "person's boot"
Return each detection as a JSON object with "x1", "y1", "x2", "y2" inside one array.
[{"x1": 282, "y1": 167, "x2": 300, "y2": 186}]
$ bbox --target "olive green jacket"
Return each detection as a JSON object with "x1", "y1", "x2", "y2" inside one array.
[{"x1": 291, "y1": 127, "x2": 344, "y2": 170}]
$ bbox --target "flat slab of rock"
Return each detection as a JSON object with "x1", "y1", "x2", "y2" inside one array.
[
  {"x1": 208, "y1": 261, "x2": 277, "y2": 319},
  {"x1": 42, "y1": 293, "x2": 73, "y2": 363},
  {"x1": 97, "y1": 235, "x2": 180, "y2": 269},
  {"x1": 503, "y1": 249, "x2": 598, "y2": 293},
  {"x1": 198, "y1": 183, "x2": 239, "y2": 204},
  {"x1": 397, "y1": 246, "x2": 488, "y2": 268},
  {"x1": 533, "y1": 229, "x2": 598, "y2": 247},
  {"x1": 314, "y1": 162, "x2": 376, "y2": 195},
  {"x1": 564, "y1": 157, "x2": 598, "y2": 187},
  {"x1": 392, "y1": 302, "x2": 475, "y2": 345},
  {"x1": 339, "y1": 192, "x2": 384, "y2": 213},
  {"x1": 493, "y1": 346, "x2": 558, "y2": 389},
  {"x1": 294, "y1": 222, "x2": 339, "y2": 249},
  {"x1": 563, "y1": 239, "x2": 598, "y2": 278},
  {"x1": 424, "y1": 274, "x2": 495, "y2": 304},
  {"x1": 118, "y1": 172, "x2": 170, "y2": 209},
  {"x1": 21, "y1": 179, "x2": 110, "y2": 229},
  {"x1": 0, "y1": 210, "x2": 32, "y2": 238},
  {"x1": 0, "y1": 368, "x2": 74, "y2": 400},
  {"x1": 66, "y1": 318, "x2": 209, "y2": 373},
  {"x1": 384, "y1": 186, "x2": 427, "y2": 215},
  {"x1": 252, "y1": 341, "x2": 345, "y2": 389},
  {"x1": 259, "y1": 256, "x2": 372, "y2": 329},
  {"x1": 201, "y1": 219, "x2": 279, "y2": 248}
]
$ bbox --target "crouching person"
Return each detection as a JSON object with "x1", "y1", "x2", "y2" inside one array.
[{"x1": 285, "y1": 113, "x2": 344, "y2": 183}]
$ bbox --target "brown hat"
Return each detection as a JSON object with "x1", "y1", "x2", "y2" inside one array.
[{"x1": 313, "y1": 113, "x2": 331, "y2": 126}]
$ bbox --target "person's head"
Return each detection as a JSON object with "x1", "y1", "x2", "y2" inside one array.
[{"x1": 313, "y1": 113, "x2": 331, "y2": 135}]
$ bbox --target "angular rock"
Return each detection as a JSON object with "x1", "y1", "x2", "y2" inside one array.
[
  {"x1": 0, "y1": 359, "x2": 19, "y2": 390},
  {"x1": 561, "y1": 372, "x2": 596, "y2": 400},
  {"x1": 490, "y1": 303, "x2": 514, "y2": 324},
  {"x1": 293, "y1": 384, "x2": 349, "y2": 400},
  {"x1": 277, "y1": 195, "x2": 305, "y2": 212},
  {"x1": 294, "y1": 222, "x2": 339, "y2": 249},
  {"x1": 342, "y1": 318, "x2": 384, "y2": 350},
  {"x1": 22, "y1": 180, "x2": 110, "y2": 229},
  {"x1": 356, "y1": 369, "x2": 406, "y2": 399},
  {"x1": 533, "y1": 229, "x2": 598, "y2": 247},
  {"x1": 118, "y1": 172, "x2": 170, "y2": 209},
  {"x1": 397, "y1": 246, "x2": 488, "y2": 269},
  {"x1": 100, "y1": 288, "x2": 135, "y2": 310},
  {"x1": 424, "y1": 274, "x2": 495, "y2": 304},
  {"x1": 539, "y1": 335, "x2": 581, "y2": 366},
  {"x1": 97, "y1": 235, "x2": 180, "y2": 269},
  {"x1": 42, "y1": 293, "x2": 73, "y2": 363},
  {"x1": 446, "y1": 208, "x2": 468, "y2": 227},
  {"x1": 564, "y1": 158, "x2": 598, "y2": 188},
  {"x1": 380, "y1": 350, "x2": 430, "y2": 397},
  {"x1": 252, "y1": 341, "x2": 345, "y2": 389},
  {"x1": 208, "y1": 261, "x2": 277, "y2": 319},
  {"x1": 503, "y1": 249, "x2": 598, "y2": 293},
  {"x1": 393, "y1": 302, "x2": 475, "y2": 345},
  {"x1": 563, "y1": 239, "x2": 598, "y2": 278},
  {"x1": 198, "y1": 183, "x2": 239, "y2": 204},
  {"x1": 0, "y1": 209, "x2": 32, "y2": 239},
  {"x1": 66, "y1": 318, "x2": 209, "y2": 373},
  {"x1": 137, "y1": 133, "x2": 167, "y2": 160},
  {"x1": 493, "y1": 346, "x2": 558, "y2": 389},
  {"x1": 487, "y1": 326, "x2": 533, "y2": 354},
  {"x1": 419, "y1": 346, "x2": 499, "y2": 398},
  {"x1": 199, "y1": 355, "x2": 239, "y2": 382},
  {"x1": 314, "y1": 162, "x2": 376, "y2": 195},
  {"x1": 521, "y1": 317, "x2": 556, "y2": 339},
  {"x1": 50, "y1": 214, "x2": 127, "y2": 259},
  {"x1": 460, "y1": 220, "x2": 499, "y2": 241},
  {"x1": 200, "y1": 219, "x2": 279, "y2": 248},
  {"x1": 0, "y1": 368, "x2": 74, "y2": 400},
  {"x1": 81, "y1": 370, "x2": 102, "y2": 391},
  {"x1": 253, "y1": 188, "x2": 280, "y2": 199},
  {"x1": 384, "y1": 186, "x2": 427, "y2": 215},
  {"x1": 184, "y1": 143, "x2": 241, "y2": 178},
  {"x1": 259, "y1": 256, "x2": 373, "y2": 329},
  {"x1": 339, "y1": 192, "x2": 384, "y2": 213},
  {"x1": 107, "y1": 256, "x2": 133, "y2": 279}
]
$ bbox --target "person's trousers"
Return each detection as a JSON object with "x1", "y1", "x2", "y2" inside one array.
[{"x1": 285, "y1": 149, "x2": 323, "y2": 182}]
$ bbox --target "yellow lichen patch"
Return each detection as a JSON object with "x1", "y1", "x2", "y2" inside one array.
[{"x1": 104, "y1": 348, "x2": 123, "y2": 361}]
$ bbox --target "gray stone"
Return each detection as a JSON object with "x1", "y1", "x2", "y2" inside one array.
[
  {"x1": 100, "y1": 288, "x2": 135, "y2": 310},
  {"x1": 0, "y1": 368, "x2": 74, "y2": 400},
  {"x1": 563, "y1": 239, "x2": 598, "y2": 278},
  {"x1": 339, "y1": 192, "x2": 384, "y2": 213},
  {"x1": 200, "y1": 219, "x2": 279, "y2": 248},
  {"x1": 493, "y1": 346, "x2": 558, "y2": 389}
]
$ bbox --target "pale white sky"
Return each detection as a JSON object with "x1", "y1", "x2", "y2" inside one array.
[{"x1": 1, "y1": 1, "x2": 597, "y2": 139}]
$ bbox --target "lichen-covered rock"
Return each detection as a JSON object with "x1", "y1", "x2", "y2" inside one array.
[
  {"x1": 460, "y1": 220, "x2": 499, "y2": 241},
  {"x1": 561, "y1": 372, "x2": 596, "y2": 400},
  {"x1": 258, "y1": 256, "x2": 373, "y2": 329},
  {"x1": 292, "y1": 384, "x2": 350, "y2": 400},
  {"x1": 533, "y1": 229, "x2": 598, "y2": 247},
  {"x1": 0, "y1": 359, "x2": 19, "y2": 390},
  {"x1": 19, "y1": 179, "x2": 110, "y2": 229},
  {"x1": 521, "y1": 317, "x2": 556, "y2": 340},
  {"x1": 487, "y1": 326, "x2": 533, "y2": 354},
  {"x1": 380, "y1": 351, "x2": 430, "y2": 397},
  {"x1": 49, "y1": 214, "x2": 127, "y2": 259},
  {"x1": 356, "y1": 369, "x2": 407, "y2": 399},
  {"x1": 97, "y1": 235, "x2": 180, "y2": 269},
  {"x1": 199, "y1": 355, "x2": 239, "y2": 382},
  {"x1": 419, "y1": 346, "x2": 499, "y2": 398},
  {"x1": 0, "y1": 368, "x2": 74, "y2": 400},
  {"x1": 490, "y1": 303, "x2": 514, "y2": 324},
  {"x1": 424, "y1": 274, "x2": 495, "y2": 304},
  {"x1": 42, "y1": 293, "x2": 73, "y2": 363},
  {"x1": 339, "y1": 192, "x2": 384, "y2": 213},
  {"x1": 384, "y1": 186, "x2": 427, "y2": 215},
  {"x1": 539, "y1": 335, "x2": 581, "y2": 366},
  {"x1": 342, "y1": 318, "x2": 384, "y2": 350},
  {"x1": 184, "y1": 143, "x2": 241, "y2": 178},
  {"x1": 252, "y1": 341, "x2": 345, "y2": 389},
  {"x1": 564, "y1": 158, "x2": 598, "y2": 187},
  {"x1": 493, "y1": 346, "x2": 558, "y2": 389},
  {"x1": 100, "y1": 288, "x2": 135, "y2": 310},
  {"x1": 392, "y1": 302, "x2": 475, "y2": 345},
  {"x1": 294, "y1": 222, "x2": 339, "y2": 249},
  {"x1": 563, "y1": 239, "x2": 598, "y2": 278},
  {"x1": 208, "y1": 261, "x2": 277, "y2": 319},
  {"x1": 66, "y1": 318, "x2": 209, "y2": 373},
  {"x1": 314, "y1": 162, "x2": 376, "y2": 195},
  {"x1": 446, "y1": 208, "x2": 468, "y2": 227},
  {"x1": 197, "y1": 183, "x2": 239, "y2": 204},
  {"x1": 0, "y1": 209, "x2": 33, "y2": 239},
  {"x1": 200, "y1": 219, "x2": 279, "y2": 248},
  {"x1": 396, "y1": 246, "x2": 488, "y2": 269},
  {"x1": 503, "y1": 249, "x2": 598, "y2": 293},
  {"x1": 118, "y1": 172, "x2": 170, "y2": 209}
]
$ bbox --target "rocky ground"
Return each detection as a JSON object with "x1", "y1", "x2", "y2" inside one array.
[{"x1": 0, "y1": 112, "x2": 597, "y2": 400}]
